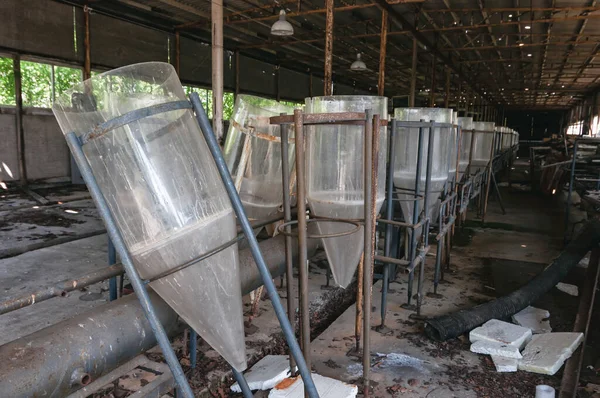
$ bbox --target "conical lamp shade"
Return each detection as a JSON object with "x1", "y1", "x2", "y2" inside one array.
[
  {"x1": 52, "y1": 62, "x2": 247, "y2": 371},
  {"x1": 305, "y1": 96, "x2": 388, "y2": 288}
]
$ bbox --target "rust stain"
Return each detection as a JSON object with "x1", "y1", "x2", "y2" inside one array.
[{"x1": 274, "y1": 376, "x2": 299, "y2": 390}]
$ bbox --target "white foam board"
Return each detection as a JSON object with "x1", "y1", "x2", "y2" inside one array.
[
  {"x1": 469, "y1": 319, "x2": 532, "y2": 349},
  {"x1": 231, "y1": 355, "x2": 295, "y2": 392},
  {"x1": 556, "y1": 282, "x2": 579, "y2": 297},
  {"x1": 470, "y1": 340, "x2": 522, "y2": 359},
  {"x1": 269, "y1": 373, "x2": 358, "y2": 398},
  {"x1": 491, "y1": 356, "x2": 519, "y2": 372},
  {"x1": 519, "y1": 333, "x2": 584, "y2": 375},
  {"x1": 512, "y1": 306, "x2": 552, "y2": 334}
]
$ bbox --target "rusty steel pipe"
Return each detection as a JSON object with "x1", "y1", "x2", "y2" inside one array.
[{"x1": 0, "y1": 235, "x2": 318, "y2": 397}]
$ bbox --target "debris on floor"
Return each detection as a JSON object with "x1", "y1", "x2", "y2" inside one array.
[
  {"x1": 230, "y1": 355, "x2": 295, "y2": 393},
  {"x1": 519, "y1": 333, "x2": 584, "y2": 375},
  {"x1": 491, "y1": 355, "x2": 519, "y2": 372},
  {"x1": 512, "y1": 306, "x2": 552, "y2": 334},
  {"x1": 268, "y1": 373, "x2": 358, "y2": 398},
  {"x1": 469, "y1": 319, "x2": 532, "y2": 349},
  {"x1": 470, "y1": 340, "x2": 522, "y2": 358},
  {"x1": 556, "y1": 282, "x2": 579, "y2": 297}
]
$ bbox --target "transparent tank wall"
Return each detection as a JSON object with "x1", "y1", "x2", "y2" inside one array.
[
  {"x1": 448, "y1": 111, "x2": 458, "y2": 180},
  {"x1": 223, "y1": 95, "x2": 295, "y2": 221},
  {"x1": 306, "y1": 96, "x2": 388, "y2": 288},
  {"x1": 457, "y1": 116, "x2": 473, "y2": 180},
  {"x1": 52, "y1": 62, "x2": 247, "y2": 371},
  {"x1": 470, "y1": 121, "x2": 495, "y2": 174},
  {"x1": 393, "y1": 108, "x2": 453, "y2": 225}
]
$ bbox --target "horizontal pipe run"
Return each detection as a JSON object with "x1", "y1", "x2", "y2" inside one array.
[
  {"x1": 0, "y1": 234, "x2": 318, "y2": 397},
  {"x1": 0, "y1": 212, "x2": 294, "y2": 316}
]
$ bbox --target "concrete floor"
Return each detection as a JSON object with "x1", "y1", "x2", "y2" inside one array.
[{"x1": 0, "y1": 174, "x2": 589, "y2": 397}]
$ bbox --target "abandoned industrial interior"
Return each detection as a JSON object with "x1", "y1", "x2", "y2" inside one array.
[{"x1": 4, "y1": 1, "x2": 600, "y2": 398}]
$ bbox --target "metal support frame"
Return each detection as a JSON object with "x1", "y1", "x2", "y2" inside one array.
[{"x1": 270, "y1": 109, "x2": 381, "y2": 397}]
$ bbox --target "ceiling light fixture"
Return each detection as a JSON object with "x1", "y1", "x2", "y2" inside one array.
[
  {"x1": 518, "y1": 42, "x2": 524, "y2": 47},
  {"x1": 350, "y1": 53, "x2": 367, "y2": 71},
  {"x1": 270, "y1": 10, "x2": 294, "y2": 36},
  {"x1": 527, "y1": 53, "x2": 532, "y2": 56},
  {"x1": 525, "y1": 25, "x2": 531, "y2": 29}
]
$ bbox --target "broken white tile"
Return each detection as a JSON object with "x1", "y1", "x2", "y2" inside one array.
[
  {"x1": 519, "y1": 333, "x2": 584, "y2": 375},
  {"x1": 491, "y1": 356, "x2": 519, "y2": 372},
  {"x1": 470, "y1": 340, "x2": 522, "y2": 359},
  {"x1": 556, "y1": 282, "x2": 579, "y2": 297},
  {"x1": 269, "y1": 373, "x2": 358, "y2": 398},
  {"x1": 469, "y1": 319, "x2": 532, "y2": 349},
  {"x1": 231, "y1": 355, "x2": 296, "y2": 393},
  {"x1": 512, "y1": 306, "x2": 552, "y2": 334}
]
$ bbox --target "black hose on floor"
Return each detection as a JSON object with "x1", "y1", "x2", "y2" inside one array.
[{"x1": 424, "y1": 220, "x2": 600, "y2": 341}]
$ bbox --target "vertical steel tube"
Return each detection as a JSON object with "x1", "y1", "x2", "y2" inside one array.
[
  {"x1": 409, "y1": 39, "x2": 417, "y2": 107},
  {"x1": 108, "y1": 238, "x2": 117, "y2": 302},
  {"x1": 417, "y1": 122, "x2": 435, "y2": 316},
  {"x1": 355, "y1": 253, "x2": 364, "y2": 351},
  {"x1": 565, "y1": 140, "x2": 578, "y2": 244},
  {"x1": 292, "y1": 109, "x2": 311, "y2": 383},
  {"x1": 324, "y1": 0, "x2": 334, "y2": 96},
  {"x1": 280, "y1": 119, "x2": 297, "y2": 375},
  {"x1": 482, "y1": 131, "x2": 496, "y2": 223},
  {"x1": 429, "y1": 56, "x2": 437, "y2": 107},
  {"x1": 190, "y1": 330, "x2": 197, "y2": 369},
  {"x1": 175, "y1": 31, "x2": 181, "y2": 76},
  {"x1": 64, "y1": 133, "x2": 194, "y2": 398},
  {"x1": 444, "y1": 69, "x2": 450, "y2": 108},
  {"x1": 212, "y1": 0, "x2": 224, "y2": 141},
  {"x1": 83, "y1": 8, "x2": 91, "y2": 81},
  {"x1": 363, "y1": 110, "x2": 375, "y2": 398},
  {"x1": 235, "y1": 50, "x2": 240, "y2": 100},
  {"x1": 378, "y1": 120, "x2": 396, "y2": 329},
  {"x1": 190, "y1": 94, "x2": 319, "y2": 398},
  {"x1": 232, "y1": 367, "x2": 254, "y2": 398},
  {"x1": 13, "y1": 55, "x2": 26, "y2": 185},
  {"x1": 406, "y1": 123, "x2": 425, "y2": 308},
  {"x1": 378, "y1": 10, "x2": 388, "y2": 97}
]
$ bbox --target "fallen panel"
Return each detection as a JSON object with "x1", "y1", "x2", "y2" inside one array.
[
  {"x1": 519, "y1": 333, "x2": 584, "y2": 375},
  {"x1": 556, "y1": 282, "x2": 579, "y2": 297},
  {"x1": 269, "y1": 373, "x2": 358, "y2": 398},
  {"x1": 231, "y1": 355, "x2": 295, "y2": 393},
  {"x1": 469, "y1": 319, "x2": 532, "y2": 349},
  {"x1": 491, "y1": 356, "x2": 519, "y2": 372},
  {"x1": 512, "y1": 306, "x2": 552, "y2": 334},
  {"x1": 470, "y1": 340, "x2": 522, "y2": 359}
]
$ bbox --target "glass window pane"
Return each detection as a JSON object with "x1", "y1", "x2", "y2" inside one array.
[{"x1": 21, "y1": 60, "x2": 52, "y2": 108}]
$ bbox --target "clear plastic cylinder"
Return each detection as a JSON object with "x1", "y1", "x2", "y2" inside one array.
[
  {"x1": 223, "y1": 95, "x2": 295, "y2": 220},
  {"x1": 457, "y1": 116, "x2": 473, "y2": 180},
  {"x1": 393, "y1": 107, "x2": 453, "y2": 222},
  {"x1": 448, "y1": 111, "x2": 458, "y2": 180},
  {"x1": 52, "y1": 62, "x2": 247, "y2": 371},
  {"x1": 306, "y1": 96, "x2": 388, "y2": 288},
  {"x1": 470, "y1": 121, "x2": 495, "y2": 173}
]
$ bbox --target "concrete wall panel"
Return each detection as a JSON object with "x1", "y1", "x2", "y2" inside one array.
[
  {"x1": 0, "y1": 113, "x2": 19, "y2": 182},
  {"x1": 23, "y1": 114, "x2": 69, "y2": 181}
]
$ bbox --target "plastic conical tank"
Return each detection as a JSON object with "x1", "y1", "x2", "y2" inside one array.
[
  {"x1": 305, "y1": 96, "x2": 388, "y2": 288},
  {"x1": 223, "y1": 95, "x2": 295, "y2": 221},
  {"x1": 470, "y1": 121, "x2": 495, "y2": 174},
  {"x1": 393, "y1": 108, "x2": 452, "y2": 224},
  {"x1": 457, "y1": 117, "x2": 473, "y2": 181},
  {"x1": 52, "y1": 62, "x2": 247, "y2": 371}
]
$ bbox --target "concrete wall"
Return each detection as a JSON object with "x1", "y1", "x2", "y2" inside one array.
[{"x1": 0, "y1": 109, "x2": 69, "y2": 182}]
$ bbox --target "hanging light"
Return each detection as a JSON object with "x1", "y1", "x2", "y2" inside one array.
[
  {"x1": 271, "y1": 10, "x2": 294, "y2": 36},
  {"x1": 350, "y1": 53, "x2": 367, "y2": 71}
]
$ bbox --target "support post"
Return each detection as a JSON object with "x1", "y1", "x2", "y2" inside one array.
[
  {"x1": 378, "y1": 10, "x2": 388, "y2": 97},
  {"x1": 324, "y1": 0, "x2": 334, "y2": 96},
  {"x1": 13, "y1": 55, "x2": 26, "y2": 185},
  {"x1": 429, "y1": 55, "x2": 437, "y2": 107},
  {"x1": 175, "y1": 31, "x2": 181, "y2": 76},
  {"x1": 309, "y1": 72, "x2": 313, "y2": 97},
  {"x1": 212, "y1": 0, "x2": 224, "y2": 141},
  {"x1": 444, "y1": 69, "x2": 450, "y2": 108},
  {"x1": 409, "y1": 38, "x2": 417, "y2": 107},
  {"x1": 235, "y1": 50, "x2": 240, "y2": 100},
  {"x1": 83, "y1": 7, "x2": 91, "y2": 80}
]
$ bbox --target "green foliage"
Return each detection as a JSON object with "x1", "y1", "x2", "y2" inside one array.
[
  {"x1": 0, "y1": 58, "x2": 15, "y2": 105},
  {"x1": 183, "y1": 85, "x2": 236, "y2": 120},
  {"x1": 21, "y1": 61, "x2": 52, "y2": 107}
]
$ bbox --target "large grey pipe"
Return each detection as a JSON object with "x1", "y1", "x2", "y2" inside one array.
[{"x1": 0, "y1": 235, "x2": 317, "y2": 397}]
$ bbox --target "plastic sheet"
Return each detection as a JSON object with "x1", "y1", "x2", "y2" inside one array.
[
  {"x1": 305, "y1": 96, "x2": 388, "y2": 288},
  {"x1": 53, "y1": 62, "x2": 247, "y2": 371},
  {"x1": 470, "y1": 121, "x2": 495, "y2": 174},
  {"x1": 223, "y1": 95, "x2": 296, "y2": 220}
]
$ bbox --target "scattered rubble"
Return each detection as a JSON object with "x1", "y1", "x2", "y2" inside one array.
[
  {"x1": 231, "y1": 355, "x2": 295, "y2": 393},
  {"x1": 512, "y1": 306, "x2": 552, "y2": 334},
  {"x1": 269, "y1": 373, "x2": 358, "y2": 398},
  {"x1": 469, "y1": 319, "x2": 532, "y2": 349},
  {"x1": 491, "y1": 356, "x2": 519, "y2": 372},
  {"x1": 519, "y1": 333, "x2": 584, "y2": 375}
]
